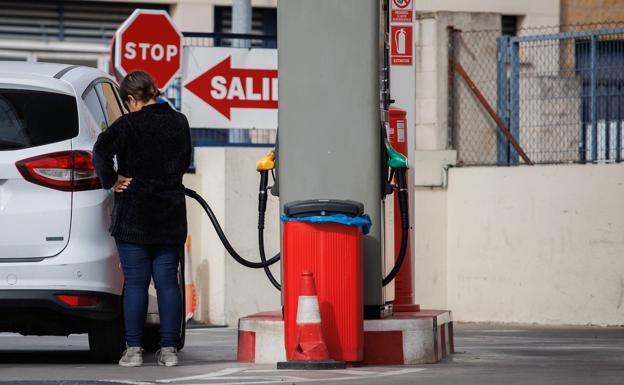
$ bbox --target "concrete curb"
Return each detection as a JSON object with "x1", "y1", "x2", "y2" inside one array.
[{"x1": 237, "y1": 309, "x2": 453, "y2": 365}]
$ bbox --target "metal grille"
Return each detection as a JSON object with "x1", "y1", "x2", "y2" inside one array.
[
  {"x1": 0, "y1": 0, "x2": 168, "y2": 42},
  {"x1": 450, "y1": 22, "x2": 624, "y2": 166},
  {"x1": 213, "y1": 6, "x2": 277, "y2": 48}
]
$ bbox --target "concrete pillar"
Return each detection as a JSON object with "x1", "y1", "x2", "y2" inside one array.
[{"x1": 277, "y1": 0, "x2": 386, "y2": 310}]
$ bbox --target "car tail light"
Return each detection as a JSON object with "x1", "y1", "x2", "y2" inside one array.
[
  {"x1": 15, "y1": 151, "x2": 102, "y2": 192},
  {"x1": 55, "y1": 294, "x2": 100, "y2": 307}
]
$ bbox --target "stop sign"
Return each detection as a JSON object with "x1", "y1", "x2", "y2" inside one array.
[{"x1": 114, "y1": 9, "x2": 182, "y2": 89}]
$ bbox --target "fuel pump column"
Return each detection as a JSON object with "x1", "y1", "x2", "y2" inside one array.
[{"x1": 278, "y1": 0, "x2": 388, "y2": 318}]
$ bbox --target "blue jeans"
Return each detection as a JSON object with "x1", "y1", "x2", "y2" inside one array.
[{"x1": 116, "y1": 240, "x2": 182, "y2": 348}]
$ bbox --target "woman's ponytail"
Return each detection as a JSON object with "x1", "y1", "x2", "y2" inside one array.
[{"x1": 119, "y1": 71, "x2": 161, "y2": 103}]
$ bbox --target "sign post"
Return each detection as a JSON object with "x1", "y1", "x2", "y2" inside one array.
[
  {"x1": 389, "y1": 0, "x2": 416, "y2": 311},
  {"x1": 113, "y1": 9, "x2": 182, "y2": 89}
]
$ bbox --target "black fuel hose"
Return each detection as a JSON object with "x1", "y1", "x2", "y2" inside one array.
[
  {"x1": 186, "y1": 167, "x2": 406, "y2": 287},
  {"x1": 258, "y1": 171, "x2": 281, "y2": 290},
  {"x1": 185, "y1": 187, "x2": 280, "y2": 269},
  {"x1": 259, "y1": 226, "x2": 280, "y2": 290},
  {"x1": 382, "y1": 167, "x2": 410, "y2": 287}
]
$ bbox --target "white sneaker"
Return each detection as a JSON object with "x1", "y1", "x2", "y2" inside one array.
[
  {"x1": 156, "y1": 346, "x2": 179, "y2": 367},
  {"x1": 118, "y1": 346, "x2": 143, "y2": 367}
]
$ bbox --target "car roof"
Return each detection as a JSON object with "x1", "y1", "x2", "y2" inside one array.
[
  {"x1": 0, "y1": 61, "x2": 115, "y2": 96},
  {"x1": 0, "y1": 61, "x2": 70, "y2": 77}
]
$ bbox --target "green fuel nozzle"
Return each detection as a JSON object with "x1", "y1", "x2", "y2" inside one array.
[{"x1": 386, "y1": 145, "x2": 409, "y2": 170}]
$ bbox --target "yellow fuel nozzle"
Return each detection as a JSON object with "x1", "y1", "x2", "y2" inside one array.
[{"x1": 256, "y1": 150, "x2": 276, "y2": 171}]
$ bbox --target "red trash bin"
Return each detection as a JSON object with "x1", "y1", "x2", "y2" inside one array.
[{"x1": 282, "y1": 200, "x2": 366, "y2": 362}]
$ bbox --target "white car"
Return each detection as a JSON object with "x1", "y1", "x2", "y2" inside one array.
[{"x1": 0, "y1": 61, "x2": 185, "y2": 362}]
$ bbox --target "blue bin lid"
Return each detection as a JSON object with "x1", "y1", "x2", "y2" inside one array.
[{"x1": 284, "y1": 199, "x2": 364, "y2": 218}]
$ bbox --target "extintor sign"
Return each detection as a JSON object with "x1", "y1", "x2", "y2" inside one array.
[{"x1": 390, "y1": 25, "x2": 413, "y2": 65}]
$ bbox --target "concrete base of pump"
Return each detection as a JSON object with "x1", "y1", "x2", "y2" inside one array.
[{"x1": 237, "y1": 309, "x2": 454, "y2": 365}]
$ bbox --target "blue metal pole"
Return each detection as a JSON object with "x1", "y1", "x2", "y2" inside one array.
[
  {"x1": 58, "y1": 2, "x2": 64, "y2": 41},
  {"x1": 230, "y1": 0, "x2": 253, "y2": 144},
  {"x1": 510, "y1": 39, "x2": 520, "y2": 164},
  {"x1": 590, "y1": 35, "x2": 597, "y2": 161},
  {"x1": 496, "y1": 36, "x2": 510, "y2": 165},
  {"x1": 232, "y1": 0, "x2": 252, "y2": 49}
]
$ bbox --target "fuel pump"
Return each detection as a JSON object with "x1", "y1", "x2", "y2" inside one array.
[
  {"x1": 382, "y1": 144, "x2": 409, "y2": 287},
  {"x1": 182, "y1": 0, "x2": 409, "y2": 307},
  {"x1": 183, "y1": 141, "x2": 408, "y2": 292}
]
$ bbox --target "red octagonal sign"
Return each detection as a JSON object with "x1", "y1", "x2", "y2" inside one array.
[{"x1": 114, "y1": 9, "x2": 182, "y2": 89}]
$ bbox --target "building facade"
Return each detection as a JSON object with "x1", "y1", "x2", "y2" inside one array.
[{"x1": 0, "y1": 0, "x2": 276, "y2": 71}]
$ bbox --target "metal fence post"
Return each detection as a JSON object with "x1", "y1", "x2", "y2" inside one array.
[
  {"x1": 509, "y1": 39, "x2": 520, "y2": 164},
  {"x1": 496, "y1": 36, "x2": 510, "y2": 165},
  {"x1": 590, "y1": 35, "x2": 598, "y2": 162},
  {"x1": 58, "y1": 2, "x2": 65, "y2": 41},
  {"x1": 448, "y1": 26, "x2": 458, "y2": 150},
  {"x1": 232, "y1": 0, "x2": 252, "y2": 49}
]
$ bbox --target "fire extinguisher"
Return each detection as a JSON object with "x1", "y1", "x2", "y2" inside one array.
[{"x1": 395, "y1": 28, "x2": 406, "y2": 55}]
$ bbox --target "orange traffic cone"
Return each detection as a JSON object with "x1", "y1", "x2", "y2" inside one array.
[
  {"x1": 277, "y1": 271, "x2": 346, "y2": 370},
  {"x1": 183, "y1": 235, "x2": 197, "y2": 321}
]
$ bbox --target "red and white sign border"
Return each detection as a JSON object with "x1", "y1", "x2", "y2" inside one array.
[
  {"x1": 392, "y1": 0, "x2": 411, "y2": 9},
  {"x1": 114, "y1": 9, "x2": 183, "y2": 90}
]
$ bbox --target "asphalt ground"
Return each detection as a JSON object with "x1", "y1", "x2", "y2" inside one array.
[{"x1": 0, "y1": 323, "x2": 623, "y2": 385}]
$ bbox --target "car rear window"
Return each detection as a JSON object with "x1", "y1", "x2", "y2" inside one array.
[{"x1": 0, "y1": 89, "x2": 78, "y2": 151}]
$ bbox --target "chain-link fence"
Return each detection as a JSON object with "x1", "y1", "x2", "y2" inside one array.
[
  {"x1": 163, "y1": 32, "x2": 277, "y2": 152},
  {"x1": 450, "y1": 22, "x2": 624, "y2": 166}
]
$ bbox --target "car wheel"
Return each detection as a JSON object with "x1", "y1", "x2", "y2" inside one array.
[
  {"x1": 143, "y1": 249, "x2": 186, "y2": 352},
  {"x1": 89, "y1": 314, "x2": 125, "y2": 363}
]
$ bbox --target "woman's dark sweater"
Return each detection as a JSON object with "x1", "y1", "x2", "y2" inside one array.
[{"x1": 92, "y1": 102, "x2": 191, "y2": 245}]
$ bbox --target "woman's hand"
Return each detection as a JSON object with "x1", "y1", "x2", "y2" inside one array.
[{"x1": 113, "y1": 175, "x2": 132, "y2": 192}]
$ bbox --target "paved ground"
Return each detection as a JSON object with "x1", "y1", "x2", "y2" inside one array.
[{"x1": 0, "y1": 323, "x2": 623, "y2": 384}]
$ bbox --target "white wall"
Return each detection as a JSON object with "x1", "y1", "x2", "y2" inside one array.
[
  {"x1": 186, "y1": 153, "x2": 624, "y2": 327},
  {"x1": 446, "y1": 164, "x2": 624, "y2": 326},
  {"x1": 410, "y1": 10, "x2": 624, "y2": 327},
  {"x1": 186, "y1": 147, "x2": 281, "y2": 326},
  {"x1": 413, "y1": 187, "x2": 448, "y2": 309},
  {"x1": 414, "y1": 0, "x2": 559, "y2": 29}
]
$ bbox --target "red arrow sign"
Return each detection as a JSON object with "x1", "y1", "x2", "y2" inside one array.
[{"x1": 184, "y1": 56, "x2": 278, "y2": 120}]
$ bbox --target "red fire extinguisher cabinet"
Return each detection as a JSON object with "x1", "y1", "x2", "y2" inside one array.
[
  {"x1": 282, "y1": 199, "x2": 365, "y2": 362},
  {"x1": 388, "y1": 106, "x2": 418, "y2": 311}
]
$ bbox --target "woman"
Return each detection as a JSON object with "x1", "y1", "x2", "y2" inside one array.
[{"x1": 92, "y1": 71, "x2": 191, "y2": 367}]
